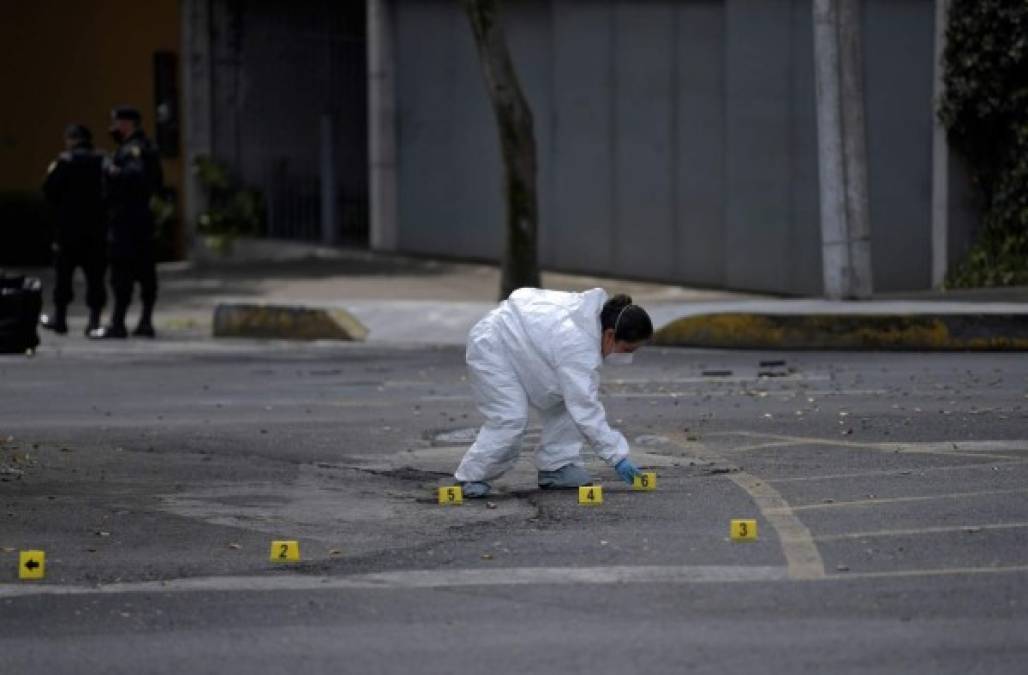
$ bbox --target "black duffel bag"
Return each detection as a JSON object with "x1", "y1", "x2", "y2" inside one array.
[{"x1": 0, "y1": 273, "x2": 42, "y2": 354}]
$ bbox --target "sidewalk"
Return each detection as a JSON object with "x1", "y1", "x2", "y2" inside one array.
[{"x1": 14, "y1": 245, "x2": 1028, "y2": 348}]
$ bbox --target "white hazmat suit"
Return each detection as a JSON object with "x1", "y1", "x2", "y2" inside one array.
[{"x1": 454, "y1": 288, "x2": 630, "y2": 483}]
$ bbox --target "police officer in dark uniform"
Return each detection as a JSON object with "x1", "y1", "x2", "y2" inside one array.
[
  {"x1": 40, "y1": 124, "x2": 107, "y2": 335},
  {"x1": 90, "y1": 106, "x2": 163, "y2": 339}
]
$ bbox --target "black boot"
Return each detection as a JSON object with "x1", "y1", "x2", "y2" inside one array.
[
  {"x1": 133, "y1": 304, "x2": 155, "y2": 338},
  {"x1": 89, "y1": 303, "x2": 128, "y2": 339},
  {"x1": 84, "y1": 308, "x2": 102, "y2": 336},
  {"x1": 88, "y1": 324, "x2": 128, "y2": 339},
  {"x1": 40, "y1": 306, "x2": 68, "y2": 334}
]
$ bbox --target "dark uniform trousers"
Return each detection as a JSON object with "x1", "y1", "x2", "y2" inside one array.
[
  {"x1": 105, "y1": 129, "x2": 163, "y2": 328},
  {"x1": 110, "y1": 251, "x2": 157, "y2": 311},
  {"x1": 43, "y1": 145, "x2": 107, "y2": 315},
  {"x1": 54, "y1": 242, "x2": 107, "y2": 311}
]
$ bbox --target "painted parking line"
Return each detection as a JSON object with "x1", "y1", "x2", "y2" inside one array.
[
  {"x1": 832, "y1": 564, "x2": 1028, "y2": 582},
  {"x1": 600, "y1": 386, "x2": 884, "y2": 396},
  {"x1": 669, "y1": 432, "x2": 825, "y2": 580},
  {"x1": 875, "y1": 440, "x2": 1028, "y2": 454},
  {"x1": 776, "y1": 487, "x2": 1028, "y2": 513},
  {"x1": 813, "y1": 521, "x2": 1028, "y2": 542},
  {"x1": 709, "y1": 431, "x2": 1022, "y2": 461},
  {"x1": 603, "y1": 375, "x2": 832, "y2": 385},
  {"x1": 769, "y1": 459, "x2": 1028, "y2": 484}
]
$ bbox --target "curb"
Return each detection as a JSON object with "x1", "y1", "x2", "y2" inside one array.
[
  {"x1": 654, "y1": 313, "x2": 1028, "y2": 351},
  {"x1": 213, "y1": 303, "x2": 369, "y2": 341}
]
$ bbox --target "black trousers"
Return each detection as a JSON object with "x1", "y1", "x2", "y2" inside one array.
[
  {"x1": 53, "y1": 243, "x2": 106, "y2": 310},
  {"x1": 110, "y1": 254, "x2": 157, "y2": 312}
]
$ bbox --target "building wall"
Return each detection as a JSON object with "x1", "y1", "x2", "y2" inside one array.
[
  {"x1": 391, "y1": 0, "x2": 941, "y2": 294},
  {"x1": 0, "y1": 0, "x2": 183, "y2": 254}
]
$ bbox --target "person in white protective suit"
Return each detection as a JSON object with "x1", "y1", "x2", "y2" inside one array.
[{"x1": 454, "y1": 289, "x2": 654, "y2": 498}]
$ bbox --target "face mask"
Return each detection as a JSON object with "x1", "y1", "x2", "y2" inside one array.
[
  {"x1": 109, "y1": 128, "x2": 124, "y2": 144},
  {"x1": 604, "y1": 352, "x2": 634, "y2": 367}
]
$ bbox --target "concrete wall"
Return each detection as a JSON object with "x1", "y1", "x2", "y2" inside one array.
[{"x1": 391, "y1": 0, "x2": 943, "y2": 294}]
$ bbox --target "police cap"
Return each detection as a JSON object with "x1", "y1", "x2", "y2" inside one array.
[
  {"x1": 64, "y1": 123, "x2": 92, "y2": 143},
  {"x1": 111, "y1": 106, "x2": 142, "y2": 123}
]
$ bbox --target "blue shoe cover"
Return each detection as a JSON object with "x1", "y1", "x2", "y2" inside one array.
[
  {"x1": 461, "y1": 481, "x2": 491, "y2": 498},
  {"x1": 538, "y1": 464, "x2": 592, "y2": 489}
]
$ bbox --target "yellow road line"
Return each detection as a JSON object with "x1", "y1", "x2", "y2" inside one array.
[
  {"x1": 777, "y1": 487, "x2": 1028, "y2": 513},
  {"x1": 814, "y1": 521, "x2": 1028, "y2": 542},
  {"x1": 669, "y1": 433, "x2": 825, "y2": 580}
]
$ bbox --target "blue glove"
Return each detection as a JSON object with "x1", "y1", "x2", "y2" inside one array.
[{"x1": 614, "y1": 458, "x2": 641, "y2": 484}]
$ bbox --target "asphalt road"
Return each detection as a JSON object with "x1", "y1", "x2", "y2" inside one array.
[{"x1": 1, "y1": 338, "x2": 1026, "y2": 673}]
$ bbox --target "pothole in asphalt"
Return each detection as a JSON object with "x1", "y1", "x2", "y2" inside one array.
[{"x1": 155, "y1": 462, "x2": 538, "y2": 558}]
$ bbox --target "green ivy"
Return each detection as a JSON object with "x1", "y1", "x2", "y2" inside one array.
[{"x1": 940, "y1": 0, "x2": 1028, "y2": 287}]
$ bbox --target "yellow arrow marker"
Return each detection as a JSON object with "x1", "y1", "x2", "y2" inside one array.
[
  {"x1": 578, "y1": 485, "x2": 603, "y2": 505},
  {"x1": 633, "y1": 472, "x2": 657, "y2": 491},
  {"x1": 438, "y1": 486, "x2": 463, "y2": 505},
  {"x1": 730, "y1": 519, "x2": 758, "y2": 541},
  {"x1": 19, "y1": 550, "x2": 45, "y2": 580},
  {"x1": 269, "y1": 540, "x2": 300, "y2": 562}
]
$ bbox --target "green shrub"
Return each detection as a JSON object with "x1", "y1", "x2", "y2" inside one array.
[
  {"x1": 193, "y1": 156, "x2": 265, "y2": 244},
  {"x1": 940, "y1": 0, "x2": 1028, "y2": 287}
]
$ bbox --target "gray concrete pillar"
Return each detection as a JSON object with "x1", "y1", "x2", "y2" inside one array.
[
  {"x1": 931, "y1": 0, "x2": 951, "y2": 288},
  {"x1": 368, "y1": 0, "x2": 399, "y2": 251},
  {"x1": 813, "y1": 0, "x2": 872, "y2": 299},
  {"x1": 813, "y1": 0, "x2": 848, "y2": 299},
  {"x1": 181, "y1": 0, "x2": 214, "y2": 258}
]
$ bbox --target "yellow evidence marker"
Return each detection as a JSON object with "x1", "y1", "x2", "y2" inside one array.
[
  {"x1": 730, "y1": 519, "x2": 758, "y2": 541},
  {"x1": 578, "y1": 485, "x2": 603, "y2": 505},
  {"x1": 632, "y1": 472, "x2": 657, "y2": 491},
  {"x1": 438, "y1": 486, "x2": 463, "y2": 505},
  {"x1": 269, "y1": 540, "x2": 300, "y2": 562},
  {"x1": 19, "y1": 550, "x2": 45, "y2": 580}
]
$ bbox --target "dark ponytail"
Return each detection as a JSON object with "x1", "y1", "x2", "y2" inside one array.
[{"x1": 600, "y1": 294, "x2": 653, "y2": 342}]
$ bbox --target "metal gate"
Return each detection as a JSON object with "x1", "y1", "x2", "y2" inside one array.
[{"x1": 210, "y1": 0, "x2": 368, "y2": 245}]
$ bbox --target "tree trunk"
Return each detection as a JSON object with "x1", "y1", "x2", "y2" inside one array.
[{"x1": 459, "y1": 0, "x2": 540, "y2": 299}]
